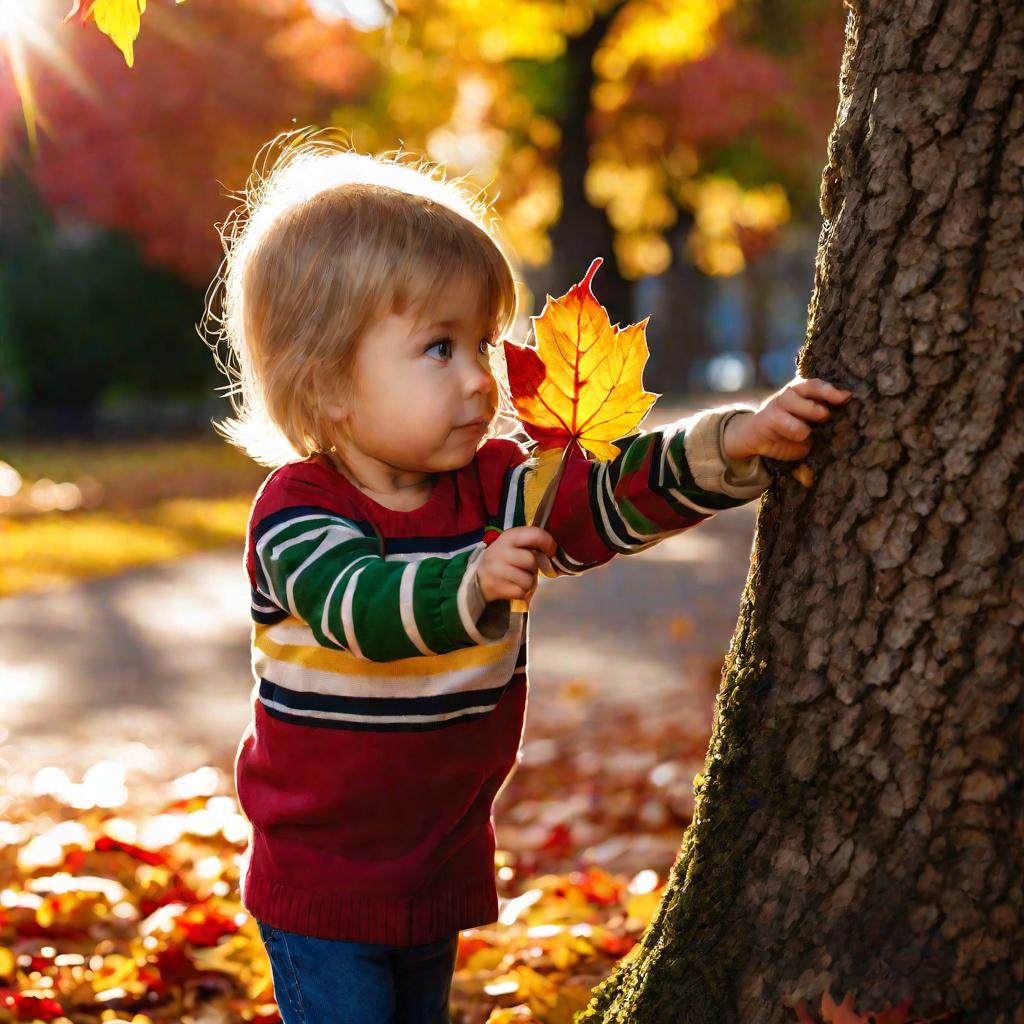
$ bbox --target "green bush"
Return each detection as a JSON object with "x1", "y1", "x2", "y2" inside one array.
[{"x1": 0, "y1": 170, "x2": 218, "y2": 425}]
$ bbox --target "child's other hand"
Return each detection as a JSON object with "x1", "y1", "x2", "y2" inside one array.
[
  {"x1": 477, "y1": 527, "x2": 557, "y2": 605},
  {"x1": 723, "y1": 376, "x2": 854, "y2": 463}
]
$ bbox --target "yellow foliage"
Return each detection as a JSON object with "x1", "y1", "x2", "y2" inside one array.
[
  {"x1": 90, "y1": 0, "x2": 146, "y2": 67},
  {"x1": 0, "y1": 498, "x2": 251, "y2": 598}
]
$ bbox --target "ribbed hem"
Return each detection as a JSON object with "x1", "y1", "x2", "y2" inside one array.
[{"x1": 241, "y1": 866, "x2": 499, "y2": 946}]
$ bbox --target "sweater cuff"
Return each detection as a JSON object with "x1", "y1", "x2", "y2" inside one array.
[
  {"x1": 682, "y1": 406, "x2": 773, "y2": 500},
  {"x1": 460, "y1": 543, "x2": 512, "y2": 643}
]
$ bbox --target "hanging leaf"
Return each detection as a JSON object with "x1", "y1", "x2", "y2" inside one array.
[
  {"x1": 501, "y1": 256, "x2": 661, "y2": 543},
  {"x1": 65, "y1": 0, "x2": 187, "y2": 67}
]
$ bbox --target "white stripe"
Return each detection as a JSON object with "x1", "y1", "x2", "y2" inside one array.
[
  {"x1": 660, "y1": 432, "x2": 720, "y2": 516},
  {"x1": 341, "y1": 563, "x2": 370, "y2": 659},
  {"x1": 259, "y1": 694, "x2": 502, "y2": 725},
  {"x1": 550, "y1": 549, "x2": 582, "y2": 575},
  {"x1": 252, "y1": 633, "x2": 524, "y2": 699},
  {"x1": 284, "y1": 530, "x2": 365, "y2": 619},
  {"x1": 270, "y1": 522, "x2": 361, "y2": 559},
  {"x1": 400, "y1": 560, "x2": 435, "y2": 656},
  {"x1": 320, "y1": 554, "x2": 377, "y2": 649},
  {"x1": 595, "y1": 460, "x2": 639, "y2": 549},
  {"x1": 256, "y1": 513, "x2": 366, "y2": 607},
  {"x1": 257, "y1": 513, "x2": 356, "y2": 562},
  {"x1": 598, "y1": 459, "x2": 675, "y2": 552},
  {"x1": 384, "y1": 541, "x2": 479, "y2": 561},
  {"x1": 505, "y1": 460, "x2": 531, "y2": 528}
]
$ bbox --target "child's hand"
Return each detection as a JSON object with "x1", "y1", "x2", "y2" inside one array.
[
  {"x1": 477, "y1": 527, "x2": 557, "y2": 605},
  {"x1": 722, "y1": 376, "x2": 854, "y2": 462}
]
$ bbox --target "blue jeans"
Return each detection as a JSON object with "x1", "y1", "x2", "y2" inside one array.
[{"x1": 256, "y1": 920, "x2": 458, "y2": 1024}]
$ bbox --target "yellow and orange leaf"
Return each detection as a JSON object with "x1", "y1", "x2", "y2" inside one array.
[
  {"x1": 502, "y1": 256, "x2": 660, "y2": 532},
  {"x1": 65, "y1": 0, "x2": 187, "y2": 67},
  {"x1": 504, "y1": 256, "x2": 659, "y2": 462}
]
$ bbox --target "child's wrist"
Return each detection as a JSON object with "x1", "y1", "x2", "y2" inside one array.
[{"x1": 722, "y1": 411, "x2": 757, "y2": 461}]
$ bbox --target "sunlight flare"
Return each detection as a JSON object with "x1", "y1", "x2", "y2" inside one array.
[{"x1": 0, "y1": 0, "x2": 101, "y2": 150}]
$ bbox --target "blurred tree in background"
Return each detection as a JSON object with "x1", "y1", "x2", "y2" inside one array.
[
  {"x1": 0, "y1": 166, "x2": 215, "y2": 435},
  {"x1": 0, "y1": 0, "x2": 845, "y2": 435}
]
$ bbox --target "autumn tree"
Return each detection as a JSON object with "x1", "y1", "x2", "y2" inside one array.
[
  {"x1": 576, "y1": 0, "x2": 1024, "y2": 1020},
  {"x1": 5, "y1": 1, "x2": 842, "y2": 313}
]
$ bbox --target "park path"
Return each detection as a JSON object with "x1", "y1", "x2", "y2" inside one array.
[{"x1": 0, "y1": 394, "x2": 770, "y2": 782}]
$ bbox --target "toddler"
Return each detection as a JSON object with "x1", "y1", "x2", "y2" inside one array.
[{"x1": 206, "y1": 128, "x2": 852, "y2": 1024}]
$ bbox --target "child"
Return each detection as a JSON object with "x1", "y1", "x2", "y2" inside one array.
[{"x1": 205, "y1": 129, "x2": 852, "y2": 1024}]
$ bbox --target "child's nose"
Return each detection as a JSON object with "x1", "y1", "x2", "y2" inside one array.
[{"x1": 467, "y1": 365, "x2": 494, "y2": 394}]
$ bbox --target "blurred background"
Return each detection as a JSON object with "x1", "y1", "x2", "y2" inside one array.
[
  {"x1": 0, "y1": 3, "x2": 848, "y2": 1020},
  {"x1": 0, "y1": 0, "x2": 844, "y2": 574}
]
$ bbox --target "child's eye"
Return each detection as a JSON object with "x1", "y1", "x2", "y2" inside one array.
[
  {"x1": 425, "y1": 337, "x2": 495, "y2": 361},
  {"x1": 425, "y1": 337, "x2": 454, "y2": 360}
]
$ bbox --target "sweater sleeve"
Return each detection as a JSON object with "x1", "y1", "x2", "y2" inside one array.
[
  {"x1": 493, "y1": 404, "x2": 773, "y2": 578},
  {"x1": 251, "y1": 504, "x2": 509, "y2": 660}
]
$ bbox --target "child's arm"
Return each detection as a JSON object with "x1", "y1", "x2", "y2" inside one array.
[
  {"x1": 491, "y1": 378, "x2": 849, "y2": 578},
  {"x1": 251, "y1": 505, "x2": 509, "y2": 660}
]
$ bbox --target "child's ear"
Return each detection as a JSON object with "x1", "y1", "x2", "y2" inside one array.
[{"x1": 323, "y1": 401, "x2": 347, "y2": 424}]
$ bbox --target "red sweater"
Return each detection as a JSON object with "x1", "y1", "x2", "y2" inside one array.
[{"x1": 234, "y1": 407, "x2": 771, "y2": 945}]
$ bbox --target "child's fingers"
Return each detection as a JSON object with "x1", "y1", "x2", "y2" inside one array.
[
  {"x1": 793, "y1": 377, "x2": 853, "y2": 404},
  {"x1": 768, "y1": 407, "x2": 813, "y2": 442},
  {"x1": 502, "y1": 545, "x2": 545, "y2": 573},
  {"x1": 483, "y1": 564, "x2": 536, "y2": 599},
  {"x1": 779, "y1": 390, "x2": 832, "y2": 423},
  {"x1": 504, "y1": 526, "x2": 556, "y2": 556}
]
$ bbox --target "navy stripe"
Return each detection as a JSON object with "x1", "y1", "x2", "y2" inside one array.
[
  {"x1": 589, "y1": 458, "x2": 633, "y2": 553},
  {"x1": 264, "y1": 703, "x2": 498, "y2": 733},
  {"x1": 260, "y1": 674, "x2": 526, "y2": 733},
  {"x1": 383, "y1": 528, "x2": 485, "y2": 555},
  {"x1": 259, "y1": 677, "x2": 514, "y2": 717},
  {"x1": 645, "y1": 431, "x2": 664, "y2": 494},
  {"x1": 252, "y1": 607, "x2": 289, "y2": 624},
  {"x1": 252, "y1": 504, "x2": 377, "y2": 544},
  {"x1": 251, "y1": 584, "x2": 283, "y2": 615}
]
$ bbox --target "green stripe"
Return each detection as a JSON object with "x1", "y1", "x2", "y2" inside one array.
[
  {"x1": 258, "y1": 511, "x2": 485, "y2": 661},
  {"x1": 620, "y1": 432, "x2": 654, "y2": 478},
  {"x1": 616, "y1": 495, "x2": 661, "y2": 536},
  {"x1": 260, "y1": 515, "x2": 368, "y2": 616},
  {"x1": 663, "y1": 430, "x2": 748, "y2": 511},
  {"x1": 419, "y1": 547, "x2": 476, "y2": 650},
  {"x1": 346, "y1": 560, "x2": 428, "y2": 660}
]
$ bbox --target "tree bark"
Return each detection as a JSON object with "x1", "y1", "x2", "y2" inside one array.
[{"x1": 577, "y1": 0, "x2": 1023, "y2": 1020}]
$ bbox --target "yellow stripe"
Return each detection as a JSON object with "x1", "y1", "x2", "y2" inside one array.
[{"x1": 253, "y1": 618, "x2": 521, "y2": 677}]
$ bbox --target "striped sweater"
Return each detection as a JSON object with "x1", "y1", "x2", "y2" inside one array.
[{"x1": 234, "y1": 404, "x2": 772, "y2": 945}]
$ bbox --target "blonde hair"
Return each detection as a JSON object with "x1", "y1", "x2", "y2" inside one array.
[{"x1": 201, "y1": 127, "x2": 523, "y2": 468}]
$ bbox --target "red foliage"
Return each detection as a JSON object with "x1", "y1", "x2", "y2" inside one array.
[{"x1": 7, "y1": 1, "x2": 370, "y2": 284}]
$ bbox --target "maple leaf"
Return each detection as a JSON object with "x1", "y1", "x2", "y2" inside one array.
[
  {"x1": 501, "y1": 256, "x2": 660, "y2": 538},
  {"x1": 789, "y1": 989, "x2": 917, "y2": 1024},
  {"x1": 65, "y1": 0, "x2": 187, "y2": 67}
]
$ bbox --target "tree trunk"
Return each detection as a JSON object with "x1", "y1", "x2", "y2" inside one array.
[{"x1": 577, "y1": 0, "x2": 1024, "y2": 1020}]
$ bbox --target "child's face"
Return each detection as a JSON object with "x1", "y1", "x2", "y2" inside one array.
[{"x1": 323, "y1": 274, "x2": 501, "y2": 475}]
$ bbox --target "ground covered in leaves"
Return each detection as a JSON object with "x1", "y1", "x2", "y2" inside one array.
[{"x1": 0, "y1": 685, "x2": 712, "y2": 1024}]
